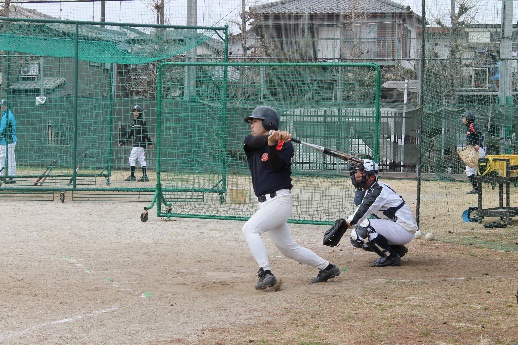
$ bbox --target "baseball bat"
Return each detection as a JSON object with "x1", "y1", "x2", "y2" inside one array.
[
  {"x1": 33, "y1": 160, "x2": 57, "y2": 186},
  {"x1": 290, "y1": 138, "x2": 363, "y2": 164},
  {"x1": 68, "y1": 152, "x2": 88, "y2": 185}
]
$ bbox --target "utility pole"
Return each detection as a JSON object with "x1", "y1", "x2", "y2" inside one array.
[
  {"x1": 184, "y1": 0, "x2": 197, "y2": 101},
  {"x1": 101, "y1": 0, "x2": 105, "y2": 23},
  {"x1": 3, "y1": 0, "x2": 10, "y2": 16},
  {"x1": 241, "y1": 0, "x2": 247, "y2": 57},
  {"x1": 499, "y1": 0, "x2": 513, "y2": 105},
  {"x1": 155, "y1": 0, "x2": 164, "y2": 25}
]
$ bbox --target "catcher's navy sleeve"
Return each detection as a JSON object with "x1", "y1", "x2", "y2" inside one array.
[{"x1": 350, "y1": 182, "x2": 382, "y2": 225}]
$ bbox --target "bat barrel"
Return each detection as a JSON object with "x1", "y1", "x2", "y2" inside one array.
[{"x1": 291, "y1": 138, "x2": 363, "y2": 164}]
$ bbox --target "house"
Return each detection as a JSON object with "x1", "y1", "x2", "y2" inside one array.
[
  {"x1": 248, "y1": 0, "x2": 422, "y2": 69},
  {"x1": 426, "y1": 24, "x2": 518, "y2": 91}
]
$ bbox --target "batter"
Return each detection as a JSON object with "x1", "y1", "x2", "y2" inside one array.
[{"x1": 242, "y1": 106, "x2": 340, "y2": 290}]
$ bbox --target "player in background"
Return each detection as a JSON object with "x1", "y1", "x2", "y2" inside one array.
[
  {"x1": 461, "y1": 111, "x2": 485, "y2": 194},
  {"x1": 242, "y1": 106, "x2": 340, "y2": 290},
  {"x1": 346, "y1": 160, "x2": 418, "y2": 267},
  {"x1": 0, "y1": 99, "x2": 17, "y2": 184},
  {"x1": 119, "y1": 104, "x2": 153, "y2": 182}
]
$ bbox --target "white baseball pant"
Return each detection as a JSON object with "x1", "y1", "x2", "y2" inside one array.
[
  {"x1": 363, "y1": 218, "x2": 415, "y2": 245},
  {"x1": 242, "y1": 190, "x2": 329, "y2": 271},
  {"x1": 128, "y1": 147, "x2": 146, "y2": 167}
]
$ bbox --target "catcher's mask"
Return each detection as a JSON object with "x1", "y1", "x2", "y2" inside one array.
[
  {"x1": 354, "y1": 159, "x2": 379, "y2": 189},
  {"x1": 349, "y1": 163, "x2": 359, "y2": 188},
  {"x1": 244, "y1": 106, "x2": 280, "y2": 130}
]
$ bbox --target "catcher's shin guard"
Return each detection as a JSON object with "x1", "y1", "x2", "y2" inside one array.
[
  {"x1": 356, "y1": 221, "x2": 402, "y2": 267},
  {"x1": 365, "y1": 233, "x2": 401, "y2": 266},
  {"x1": 365, "y1": 234, "x2": 391, "y2": 257}
]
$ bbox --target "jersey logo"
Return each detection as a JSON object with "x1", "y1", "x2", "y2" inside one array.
[
  {"x1": 261, "y1": 153, "x2": 268, "y2": 162},
  {"x1": 276, "y1": 140, "x2": 284, "y2": 150}
]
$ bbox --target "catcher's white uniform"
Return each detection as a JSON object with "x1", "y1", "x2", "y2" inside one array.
[{"x1": 349, "y1": 181, "x2": 418, "y2": 246}]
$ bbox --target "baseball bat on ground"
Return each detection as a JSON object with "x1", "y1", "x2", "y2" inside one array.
[
  {"x1": 33, "y1": 160, "x2": 57, "y2": 186},
  {"x1": 290, "y1": 138, "x2": 363, "y2": 164},
  {"x1": 68, "y1": 152, "x2": 88, "y2": 185}
]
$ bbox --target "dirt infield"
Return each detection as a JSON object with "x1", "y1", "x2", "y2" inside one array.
[{"x1": 1, "y1": 183, "x2": 517, "y2": 344}]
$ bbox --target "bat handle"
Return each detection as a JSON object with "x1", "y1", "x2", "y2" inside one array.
[{"x1": 291, "y1": 138, "x2": 301, "y2": 143}]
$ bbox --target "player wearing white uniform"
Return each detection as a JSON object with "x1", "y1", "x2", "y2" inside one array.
[
  {"x1": 242, "y1": 106, "x2": 340, "y2": 290},
  {"x1": 119, "y1": 105, "x2": 153, "y2": 182},
  {"x1": 346, "y1": 160, "x2": 418, "y2": 267}
]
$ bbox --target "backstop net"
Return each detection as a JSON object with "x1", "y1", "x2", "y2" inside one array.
[{"x1": 148, "y1": 62, "x2": 381, "y2": 223}]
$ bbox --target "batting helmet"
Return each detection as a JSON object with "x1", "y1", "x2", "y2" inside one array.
[
  {"x1": 132, "y1": 104, "x2": 142, "y2": 113},
  {"x1": 462, "y1": 111, "x2": 475, "y2": 123},
  {"x1": 0, "y1": 99, "x2": 9, "y2": 107},
  {"x1": 244, "y1": 106, "x2": 280, "y2": 130}
]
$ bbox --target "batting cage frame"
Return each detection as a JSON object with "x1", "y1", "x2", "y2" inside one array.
[
  {"x1": 141, "y1": 61, "x2": 382, "y2": 224},
  {"x1": 0, "y1": 17, "x2": 229, "y2": 201}
]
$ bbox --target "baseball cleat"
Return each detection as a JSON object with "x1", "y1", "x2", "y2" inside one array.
[
  {"x1": 255, "y1": 268, "x2": 277, "y2": 290},
  {"x1": 125, "y1": 175, "x2": 136, "y2": 181},
  {"x1": 466, "y1": 189, "x2": 477, "y2": 194},
  {"x1": 138, "y1": 175, "x2": 149, "y2": 182},
  {"x1": 371, "y1": 255, "x2": 401, "y2": 267},
  {"x1": 310, "y1": 264, "x2": 340, "y2": 283}
]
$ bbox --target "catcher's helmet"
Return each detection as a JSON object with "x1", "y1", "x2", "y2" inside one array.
[
  {"x1": 360, "y1": 159, "x2": 379, "y2": 176},
  {"x1": 462, "y1": 111, "x2": 475, "y2": 123},
  {"x1": 352, "y1": 159, "x2": 379, "y2": 189},
  {"x1": 244, "y1": 106, "x2": 280, "y2": 130},
  {"x1": 0, "y1": 99, "x2": 8, "y2": 107},
  {"x1": 132, "y1": 104, "x2": 142, "y2": 113}
]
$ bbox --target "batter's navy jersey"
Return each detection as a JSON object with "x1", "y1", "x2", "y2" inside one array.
[
  {"x1": 465, "y1": 122, "x2": 484, "y2": 147},
  {"x1": 244, "y1": 134, "x2": 293, "y2": 197}
]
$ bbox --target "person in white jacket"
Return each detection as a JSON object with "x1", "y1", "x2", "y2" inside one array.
[{"x1": 346, "y1": 159, "x2": 418, "y2": 267}]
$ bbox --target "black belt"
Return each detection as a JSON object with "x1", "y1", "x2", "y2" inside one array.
[{"x1": 258, "y1": 191, "x2": 277, "y2": 202}]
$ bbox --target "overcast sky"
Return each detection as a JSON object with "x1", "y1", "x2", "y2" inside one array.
[{"x1": 17, "y1": 0, "x2": 518, "y2": 32}]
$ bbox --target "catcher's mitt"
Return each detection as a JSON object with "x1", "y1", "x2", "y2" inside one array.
[
  {"x1": 323, "y1": 219, "x2": 348, "y2": 247},
  {"x1": 457, "y1": 145, "x2": 479, "y2": 168}
]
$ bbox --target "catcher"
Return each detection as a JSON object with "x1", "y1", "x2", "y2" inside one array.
[{"x1": 324, "y1": 159, "x2": 418, "y2": 267}]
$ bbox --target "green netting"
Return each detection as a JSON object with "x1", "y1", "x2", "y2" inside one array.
[
  {"x1": 0, "y1": 18, "x2": 226, "y2": 64},
  {"x1": 0, "y1": 18, "x2": 228, "y2": 196},
  {"x1": 143, "y1": 62, "x2": 381, "y2": 223}
]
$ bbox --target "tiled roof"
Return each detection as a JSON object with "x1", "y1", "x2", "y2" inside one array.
[
  {"x1": 7, "y1": 5, "x2": 55, "y2": 19},
  {"x1": 251, "y1": 0, "x2": 412, "y2": 15}
]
